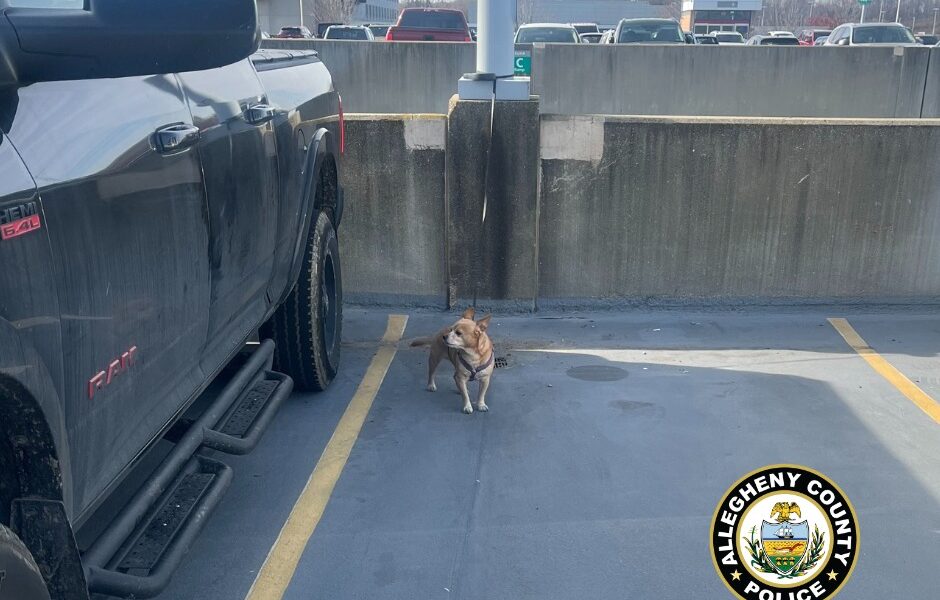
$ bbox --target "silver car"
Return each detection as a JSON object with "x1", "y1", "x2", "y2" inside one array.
[{"x1": 824, "y1": 23, "x2": 917, "y2": 46}]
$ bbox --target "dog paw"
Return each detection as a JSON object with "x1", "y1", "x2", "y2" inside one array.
[
  {"x1": 427, "y1": 382, "x2": 437, "y2": 392},
  {"x1": 476, "y1": 403, "x2": 489, "y2": 412},
  {"x1": 462, "y1": 404, "x2": 474, "y2": 415}
]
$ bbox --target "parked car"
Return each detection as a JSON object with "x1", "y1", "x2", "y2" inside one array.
[
  {"x1": 768, "y1": 30, "x2": 797, "y2": 37},
  {"x1": 580, "y1": 32, "x2": 604, "y2": 43},
  {"x1": 386, "y1": 8, "x2": 472, "y2": 41},
  {"x1": 695, "y1": 34, "x2": 720, "y2": 45},
  {"x1": 614, "y1": 18, "x2": 687, "y2": 44},
  {"x1": 798, "y1": 29, "x2": 832, "y2": 45},
  {"x1": 324, "y1": 25, "x2": 375, "y2": 41},
  {"x1": 469, "y1": 25, "x2": 478, "y2": 40},
  {"x1": 0, "y1": 1, "x2": 346, "y2": 598},
  {"x1": 572, "y1": 22, "x2": 600, "y2": 35},
  {"x1": 368, "y1": 24, "x2": 392, "y2": 39},
  {"x1": 747, "y1": 35, "x2": 800, "y2": 45},
  {"x1": 713, "y1": 31, "x2": 746, "y2": 45},
  {"x1": 600, "y1": 29, "x2": 616, "y2": 44},
  {"x1": 814, "y1": 35, "x2": 830, "y2": 45},
  {"x1": 824, "y1": 23, "x2": 918, "y2": 46},
  {"x1": 515, "y1": 23, "x2": 581, "y2": 44},
  {"x1": 275, "y1": 25, "x2": 314, "y2": 39},
  {"x1": 915, "y1": 33, "x2": 939, "y2": 45}
]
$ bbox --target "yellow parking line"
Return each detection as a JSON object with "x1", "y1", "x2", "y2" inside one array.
[
  {"x1": 244, "y1": 314, "x2": 409, "y2": 600},
  {"x1": 828, "y1": 317, "x2": 940, "y2": 424}
]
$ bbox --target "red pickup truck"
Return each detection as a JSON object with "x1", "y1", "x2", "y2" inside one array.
[{"x1": 386, "y1": 8, "x2": 473, "y2": 42}]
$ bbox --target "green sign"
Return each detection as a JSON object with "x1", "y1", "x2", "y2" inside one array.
[
  {"x1": 858, "y1": 0, "x2": 871, "y2": 4},
  {"x1": 514, "y1": 54, "x2": 531, "y2": 76}
]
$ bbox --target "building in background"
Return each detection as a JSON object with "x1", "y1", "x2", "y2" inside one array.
[
  {"x1": 257, "y1": 0, "x2": 399, "y2": 35},
  {"x1": 680, "y1": 0, "x2": 763, "y2": 36},
  {"x1": 351, "y1": 0, "x2": 399, "y2": 24},
  {"x1": 520, "y1": 0, "x2": 671, "y2": 28}
]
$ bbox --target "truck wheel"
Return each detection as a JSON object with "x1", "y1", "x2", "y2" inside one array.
[
  {"x1": 263, "y1": 212, "x2": 342, "y2": 391},
  {"x1": 0, "y1": 525, "x2": 51, "y2": 600}
]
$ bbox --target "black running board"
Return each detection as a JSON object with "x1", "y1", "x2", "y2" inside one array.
[
  {"x1": 83, "y1": 340, "x2": 293, "y2": 598},
  {"x1": 204, "y1": 370, "x2": 293, "y2": 454}
]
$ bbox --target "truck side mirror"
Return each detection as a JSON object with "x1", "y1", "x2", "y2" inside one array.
[{"x1": 0, "y1": 0, "x2": 260, "y2": 87}]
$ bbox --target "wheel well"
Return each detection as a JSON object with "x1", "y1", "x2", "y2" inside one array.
[
  {"x1": 0, "y1": 375, "x2": 63, "y2": 526},
  {"x1": 316, "y1": 153, "x2": 338, "y2": 221}
]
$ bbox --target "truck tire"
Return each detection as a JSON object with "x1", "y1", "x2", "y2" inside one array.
[
  {"x1": 0, "y1": 524, "x2": 51, "y2": 600},
  {"x1": 263, "y1": 211, "x2": 342, "y2": 391}
]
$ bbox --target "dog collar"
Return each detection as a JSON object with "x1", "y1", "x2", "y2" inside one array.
[{"x1": 459, "y1": 351, "x2": 494, "y2": 382}]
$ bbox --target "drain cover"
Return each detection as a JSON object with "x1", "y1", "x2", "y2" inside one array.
[
  {"x1": 494, "y1": 356, "x2": 508, "y2": 369},
  {"x1": 566, "y1": 365, "x2": 628, "y2": 382}
]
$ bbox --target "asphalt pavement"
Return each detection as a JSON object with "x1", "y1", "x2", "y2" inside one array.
[{"x1": 155, "y1": 307, "x2": 940, "y2": 600}]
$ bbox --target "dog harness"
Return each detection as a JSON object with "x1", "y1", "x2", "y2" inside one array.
[{"x1": 459, "y1": 351, "x2": 494, "y2": 382}]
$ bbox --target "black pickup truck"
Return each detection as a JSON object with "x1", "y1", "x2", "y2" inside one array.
[{"x1": 0, "y1": 1, "x2": 344, "y2": 598}]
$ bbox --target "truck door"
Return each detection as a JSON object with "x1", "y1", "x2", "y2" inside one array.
[
  {"x1": 3, "y1": 74, "x2": 211, "y2": 510},
  {"x1": 176, "y1": 60, "x2": 280, "y2": 371}
]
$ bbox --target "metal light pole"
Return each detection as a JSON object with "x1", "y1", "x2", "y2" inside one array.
[
  {"x1": 458, "y1": 0, "x2": 530, "y2": 100},
  {"x1": 862, "y1": 4, "x2": 867, "y2": 22},
  {"x1": 896, "y1": 0, "x2": 901, "y2": 23},
  {"x1": 299, "y1": 0, "x2": 304, "y2": 28},
  {"x1": 934, "y1": 7, "x2": 939, "y2": 34},
  {"x1": 477, "y1": 0, "x2": 514, "y2": 78}
]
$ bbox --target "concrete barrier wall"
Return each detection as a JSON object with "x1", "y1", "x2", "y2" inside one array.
[
  {"x1": 338, "y1": 111, "x2": 940, "y2": 307},
  {"x1": 538, "y1": 115, "x2": 940, "y2": 305},
  {"x1": 532, "y1": 44, "x2": 938, "y2": 118},
  {"x1": 263, "y1": 39, "x2": 475, "y2": 114},
  {"x1": 263, "y1": 39, "x2": 940, "y2": 118},
  {"x1": 339, "y1": 115, "x2": 447, "y2": 306}
]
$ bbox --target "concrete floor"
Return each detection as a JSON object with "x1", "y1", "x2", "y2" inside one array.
[{"x1": 156, "y1": 308, "x2": 940, "y2": 600}]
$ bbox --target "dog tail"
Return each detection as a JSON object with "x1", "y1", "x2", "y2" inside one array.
[{"x1": 409, "y1": 336, "x2": 434, "y2": 348}]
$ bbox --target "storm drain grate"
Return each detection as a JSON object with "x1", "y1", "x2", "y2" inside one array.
[{"x1": 494, "y1": 356, "x2": 508, "y2": 369}]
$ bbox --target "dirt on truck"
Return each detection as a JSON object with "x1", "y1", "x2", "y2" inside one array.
[{"x1": 0, "y1": 1, "x2": 345, "y2": 598}]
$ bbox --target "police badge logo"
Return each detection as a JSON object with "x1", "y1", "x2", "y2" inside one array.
[{"x1": 710, "y1": 465, "x2": 859, "y2": 600}]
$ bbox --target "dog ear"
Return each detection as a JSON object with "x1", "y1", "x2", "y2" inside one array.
[
  {"x1": 476, "y1": 314, "x2": 492, "y2": 332},
  {"x1": 461, "y1": 307, "x2": 476, "y2": 320}
]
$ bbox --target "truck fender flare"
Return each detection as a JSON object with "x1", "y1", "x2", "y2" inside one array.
[
  {"x1": 0, "y1": 319, "x2": 69, "y2": 510},
  {"x1": 282, "y1": 127, "x2": 339, "y2": 302}
]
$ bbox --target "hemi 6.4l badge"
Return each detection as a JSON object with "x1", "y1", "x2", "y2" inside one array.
[{"x1": 0, "y1": 201, "x2": 42, "y2": 240}]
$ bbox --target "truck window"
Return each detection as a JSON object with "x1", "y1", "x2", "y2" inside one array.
[
  {"x1": 399, "y1": 11, "x2": 465, "y2": 30},
  {"x1": 326, "y1": 28, "x2": 369, "y2": 40},
  {"x1": 618, "y1": 22, "x2": 684, "y2": 44},
  {"x1": 852, "y1": 26, "x2": 915, "y2": 44},
  {"x1": 516, "y1": 27, "x2": 579, "y2": 44}
]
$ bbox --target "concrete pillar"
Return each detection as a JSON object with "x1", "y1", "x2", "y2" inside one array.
[{"x1": 445, "y1": 96, "x2": 540, "y2": 311}]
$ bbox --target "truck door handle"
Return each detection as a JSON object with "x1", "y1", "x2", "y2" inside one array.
[
  {"x1": 154, "y1": 124, "x2": 200, "y2": 153},
  {"x1": 246, "y1": 104, "x2": 277, "y2": 125}
]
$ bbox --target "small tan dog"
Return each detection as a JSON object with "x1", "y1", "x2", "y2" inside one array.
[{"x1": 410, "y1": 308, "x2": 495, "y2": 414}]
